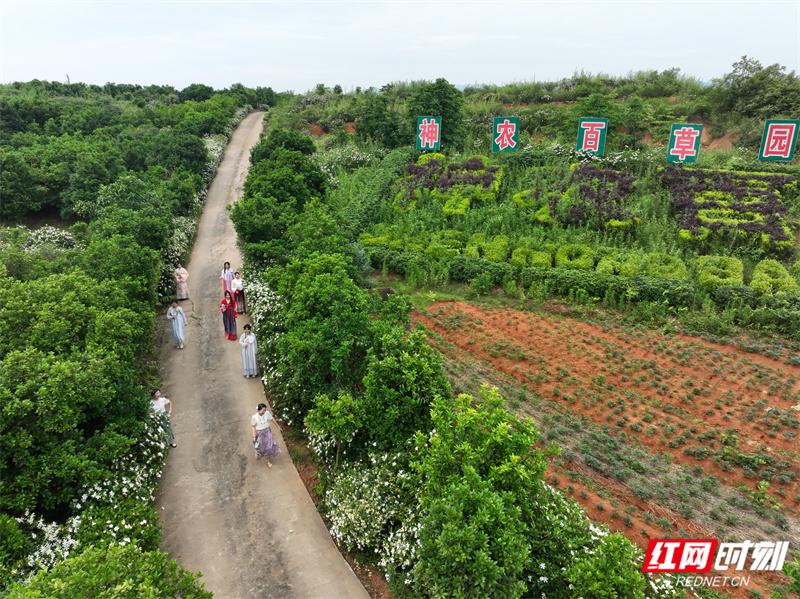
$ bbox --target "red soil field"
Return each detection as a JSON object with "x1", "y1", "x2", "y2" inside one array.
[{"x1": 414, "y1": 300, "x2": 799, "y2": 596}]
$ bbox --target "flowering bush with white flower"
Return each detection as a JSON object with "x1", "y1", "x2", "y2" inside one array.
[
  {"x1": 314, "y1": 145, "x2": 377, "y2": 187},
  {"x1": 240, "y1": 272, "x2": 302, "y2": 423},
  {"x1": 21, "y1": 226, "x2": 80, "y2": 253},
  {"x1": 12, "y1": 415, "x2": 170, "y2": 581},
  {"x1": 201, "y1": 134, "x2": 227, "y2": 184},
  {"x1": 324, "y1": 452, "x2": 414, "y2": 555}
]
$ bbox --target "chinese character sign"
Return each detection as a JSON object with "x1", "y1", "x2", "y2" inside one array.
[
  {"x1": 576, "y1": 117, "x2": 608, "y2": 156},
  {"x1": 416, "y1": 116, "x2": 442, "y2": 151},
  {"x1": 492, "y1": 116, "x2": 520, "y2": 154},
  {"x1": 667, "y1": 123, "x2": 703, "y2": 164},
  {"x1": 759, "y1": 120, "x2": 800, "y2": 161}
]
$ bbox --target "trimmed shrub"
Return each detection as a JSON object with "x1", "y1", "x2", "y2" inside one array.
[
  {"x1": 555, "y1": 244, "x2": 595, "y2": 270},
  {"x1": 696, "y1": 255, "x2": 744, "y2": 290},
  {"x1": 448, "y1": 256, "x2": 514, "y2": 286},
  {"x1": 750, "y1": 259, "x2": 799, "y2": 294},
  {"x1": 464, "y1": 232, "x2": 487, "y2": 259},
  {"x1": 529, "y1": 251, "x2": 553, "y2": 268},
  {"x1": 640, "y1": 253, "x2": 688, "y2": 280},
  {"x1": 711, "y1": 285, "x2": 760, "y2": 309},
  {"x1": 596, "y1": 252, "x2": 641, "y2": 277},
  {"x1": 511, "y1": 238, "x2": 552, "y2": 269},
  {"x1": 484, "y1": 235, "x2": 510, "y2": 263},
  {"x1": 417, "y1": 152, "x2": 446, "y2": 165}
]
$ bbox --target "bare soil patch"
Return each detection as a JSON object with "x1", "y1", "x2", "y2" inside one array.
[
  {"x1": 308, "y1": 122, "x2": 326, "y2": 137},
  {"x1": 415, "y1": 301, "x2": 800, "y2": 509}
]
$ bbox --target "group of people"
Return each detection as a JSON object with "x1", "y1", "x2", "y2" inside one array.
[
  {"x1": 219, "y1": 262, "x2": 258, "y2": 378},
  {"x1": 165, "y1": 262, "x2": 258, "y2": 378},
  {"x1": 150, "y1": 390, "x2": 280, "y2": 464},
  {"x1": 155, "y1": 260, "x2": 279, "y2": 462}
]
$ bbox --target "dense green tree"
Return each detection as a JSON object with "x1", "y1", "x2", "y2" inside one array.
[
  {"x1": 243, "y1": 150, "x2": 325, "y2": 208},
  {"x1": 355, "y1": 92, "x2": 403, "y2": 148},
  {"x1": 274, "y1": 253, "x2": 373, "y2": 415},
  {"x1": 285, "y1": 201, "x2": 348, "y2": 261},
  {"x1": 178, "y1": 83, "x2": 215, "y2": 103},
  {"x1": 710, "y1": 56, "x2": 800, "y2": 118},
  {"x1": 254, "y1": 86, "x2": 277, "y2": 107},
  {"x1": 230, "y1": 194, "x2": 297, "y2": 264},
  {"x1": 80, "y1": 235, "x2": 161, "y2": 305},
  {"x1": 0, "y1": 514, "x2": 30, "y2": 588},
  {"x1": 153, "y1": 130, "x2": 208, "y2": 174},
  {"x1": 358, "y1": 328, "x2": 450, "y2": 452},
  {"x1": 415, "y1": 467, "x2": 529, "y2": 599},
  {"x1": 0, "y1": 346, "x2": 139, "y2": 515},
  {"x1": 407, "y1": 78, "x2": 464, "y2": 149},
  {"x1": 250, "y1": 128, "x2": 316, "y2": 163},
  {"x1": 0, "y1": 147, "x2": 48, "y2": 218}
]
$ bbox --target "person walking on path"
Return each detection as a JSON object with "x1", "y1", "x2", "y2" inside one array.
[
  {"x1": 166, "y1": 301, "x2": 187, "y2": 349},
  {"x1": 220, "y1": 290, "x2": 237, "y2": 340},
  {"x1": 151, "y1": 389, "x2": 177, "y2": 448},
  {"x1": 251, "y1": 403, "x2": 280, "y2": 467},
  {"x1": 231, "y1": 271, "x2": 246, "y2": 314},
  {"x1": 220, "y1": 261, "x2": 234, "y2": 294},
  {"x1": 239, "y1": 324, "x2": 258, "y2": 378},
  {"x1": 174, "y1": 264, "x2": 190, "y2": 300}
]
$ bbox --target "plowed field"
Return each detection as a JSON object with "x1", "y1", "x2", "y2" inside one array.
[{"x1": 414, "y1": 300, "x2": 800, "y2": 596}]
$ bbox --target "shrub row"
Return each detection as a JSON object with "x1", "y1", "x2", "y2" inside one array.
[{"x1": 367, "y1": 244, "x2": 800, "y2": 339}]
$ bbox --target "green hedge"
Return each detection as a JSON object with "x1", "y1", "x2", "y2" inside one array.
[
  {"x1": 696, "y1": 255, "x2": 744, "y2": 289},
  {"x1": 750, "y1": 259, "x2": 799, "y2": 294},
  {"x1": 555, "y1": 243, "x2": 595, "y2": 270}
]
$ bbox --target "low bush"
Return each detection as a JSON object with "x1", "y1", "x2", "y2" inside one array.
[
  {"x1": 640, "y1": 253, "x2": 688, "y2": 280},
  {"x1": 696, "y1": 255, "x2": 744, "y2": 289},
  {"x1": 555, "y1": 243, "x2": 596, "y2": 270},
  {"x1": 597, "y1": 251, "x2": 642, "y2": 277},
  {"x1": 750, "y1": 259, "x2": 799, "y2": 295},
  {"x1": 5, "y1": 544, "x2": 211, "y2": 599}
]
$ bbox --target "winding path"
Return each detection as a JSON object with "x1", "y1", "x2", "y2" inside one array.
[{"x1": 156, "y1": 112, "x2": 369, "y2": 599}]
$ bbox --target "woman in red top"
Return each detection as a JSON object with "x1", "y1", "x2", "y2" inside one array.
[{"x1": 220, "y1": 290, "x2": 237, "y2": 340}]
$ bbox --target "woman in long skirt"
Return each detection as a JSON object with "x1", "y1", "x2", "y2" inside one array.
[
  {"x1": 220, "y1": 261, "x2": 234, "y2": 294},
  {"x1": 239, "y1": 324, "x2": 258, "y2": 378},
  {"x1": 174, "y1": 264, "x2": 190, "y2": 300},
  {"x1": 151, "y1": 389, "x2": 177, "y2": 448},
  {"x1": 166, "y1": 301, "x2": 187, "y2": 349},
  {"x1": 251, "y1": 403, "x2": 280, "y2": 467},
  {"x1": 231, "y1": 271, "x2": 246, "y2": 314},
  {"x1": 220, "y1": 290, "x2": 237, "y2": 340}
]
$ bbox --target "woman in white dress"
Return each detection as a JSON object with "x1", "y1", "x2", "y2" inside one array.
[
  {"x1": 239, "y1": 324, "x2": 258, "y2": 378},
  {"x1": 166, "y1": 301, "x2": 187, "y2": 349},
  {"x1": 220, "y1": 261, "x2": 234, "y2": 294},
  {"x1": 251, "y1": 403, "x2": 280, "y2": 466},
  {"x1": 174, "y1": 264, "x2": 190, "y2": 300},
  {"x1": 231, "y1": 271, "x2": 246, "y2": 314}
]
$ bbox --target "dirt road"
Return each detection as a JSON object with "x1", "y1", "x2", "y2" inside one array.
[{"x1": 156, "y1": 112, "x2": 369, "y2": 599}]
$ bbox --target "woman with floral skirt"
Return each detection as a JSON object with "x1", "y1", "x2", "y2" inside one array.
[{"x1": 251, "y1": 403, "x2": 280, "y2": 467}]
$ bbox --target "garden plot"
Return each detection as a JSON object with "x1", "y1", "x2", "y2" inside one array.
[{"x1": 414, "y1": 301, "x2": 800, "y2": 533}]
